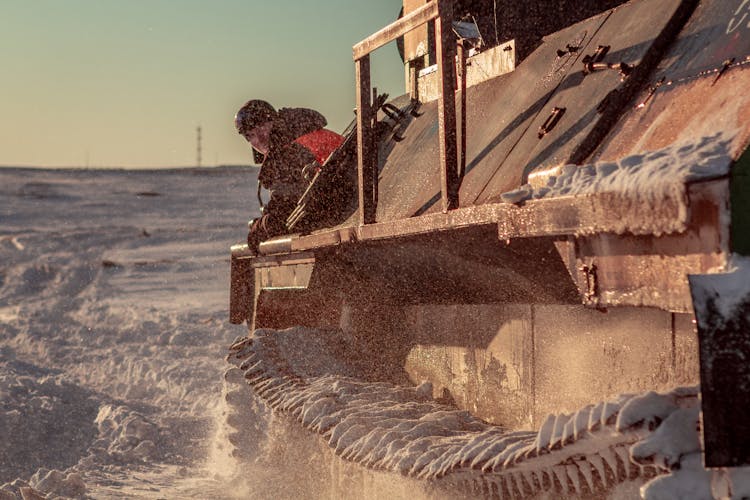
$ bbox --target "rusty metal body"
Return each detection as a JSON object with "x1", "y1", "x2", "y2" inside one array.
[{"x1": 230, "y1": 0, "x2": 750, "y2": 466}]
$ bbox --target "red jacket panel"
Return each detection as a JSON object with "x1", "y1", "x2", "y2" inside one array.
[{"x1": 294, "y1": 129, "x2": 345, "y2": 166}]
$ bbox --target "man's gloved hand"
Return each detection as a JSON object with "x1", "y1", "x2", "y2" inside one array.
[{"x1": 247, "y1": 216, "x2": 268, "y2": 255}]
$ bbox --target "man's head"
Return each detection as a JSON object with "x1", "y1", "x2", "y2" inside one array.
[{"x1": 235, "y1": 100, "x2": 277, "y2": 154}]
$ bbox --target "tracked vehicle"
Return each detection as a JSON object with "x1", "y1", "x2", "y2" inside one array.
[{"x1": 228, "y1": 0, "x2": 750, "y2": 496}]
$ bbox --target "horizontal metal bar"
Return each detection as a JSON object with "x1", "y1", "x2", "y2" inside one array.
[
  {"x1": 284, "y1": 185, "x2": 700, "y2": 251},
  {"x1": 353, "y1": 1, "x2": 438, "y2": 60},
  {"x1": 258, "y1": 236, "x2": 293, "y2": 255},
  {"x1": 231, "y1": 243, "x2": 314, "y2": 265}
]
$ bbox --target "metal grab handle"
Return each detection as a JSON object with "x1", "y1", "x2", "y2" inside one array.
[
  {"x1": 581, "y1": 45, "x2": 610, "y2": 65},
  {"x1": 584, "y1": 61, "x2": 634, "y2": 78},
  {"x1": 556, "y1": 43, "x2": 581, "y2": 58},
  {"x1": 381, "y1": 103, "x2": 404, "y2": 121},
  {"x1": 538, "y1": 107, "x2": 566, "y2": 139},
  {"x1": 581, "y1": 45, "x2": 631, "y2": 79},
  {"x1": 381, "y1": 102, "x2": 407, "y2": 142}
]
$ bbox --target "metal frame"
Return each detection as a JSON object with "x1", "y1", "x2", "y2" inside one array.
[{"x1": 353, "y1": 0, "x2": 459, "y2": 224}]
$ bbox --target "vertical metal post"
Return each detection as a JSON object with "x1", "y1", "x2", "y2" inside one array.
[
  {"x1": 434, "y1": 0, "x2": 459, "y2": 211},
  {"x1": 356, "y1": 55, "x2": 376, "y2": 224},
  {"x1": 372, "y1": 87, "x2": 380, "y2": 213},
  {"x1": 530, "y1": 304, "x2": 536, "y2": 428},
  {"x1": 669, "y1": 313, "x2": 677, "y2": 380},
  {"x1": 457, "y1": 40, "x2": 467, "y2": 182},
  {"x1": 409, "y1": 64, "x2": 418, "y2": 100}
]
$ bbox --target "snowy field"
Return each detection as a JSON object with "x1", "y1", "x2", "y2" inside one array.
[
  {"x1": 0, "y1": 166, "x2": 258, "y2": 498},
  {"x1": 3, "y1": 166, "x2": 750, "y2": 500}
]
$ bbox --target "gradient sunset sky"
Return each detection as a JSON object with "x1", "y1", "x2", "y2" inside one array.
[{"x1": 1, "y1": 1, "x2": 403, "y2": 168}]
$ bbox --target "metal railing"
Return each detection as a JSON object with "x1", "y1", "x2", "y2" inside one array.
[{"x1": 352, "y1": 0, "x2": 460, "y2": 225}]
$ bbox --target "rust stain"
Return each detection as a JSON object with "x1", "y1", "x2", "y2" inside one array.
[{"x1": 597, "y1": 65, "x2": 750, "y2": 161}]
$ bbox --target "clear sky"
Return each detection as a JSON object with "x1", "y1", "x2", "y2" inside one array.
[{"x1": 1, "y1": 1, "x2": 404, "y2": 168}]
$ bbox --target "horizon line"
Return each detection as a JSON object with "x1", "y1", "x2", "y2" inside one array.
[{"x1": 0, "y1": 164, "x2": 259, "y2": 171}]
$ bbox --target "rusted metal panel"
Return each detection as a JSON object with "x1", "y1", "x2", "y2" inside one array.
[
  {"x1": 452, "y1": 13, "x2": 610, "y2": 209},
  {"x1": 374, "y1": 13, "x2": 610, "y2": 222},
  {"x1": 400, "y1": 303, "x2": 697, "y2": 428},
  {"x1": 403, "y1": 304, "x2": 535, "y2": 428},
  {"x1": 596, "y1": 64, "x2": 750, "y2": 162},
  {"x1": 416, "y1": 41, "x2": 515, "y2": 103},
  {"x1": 374, "y1": 97, "x2": 440, "y2": 222},
  {"x1": 533, "y1": 307, "x2": 690, "y2": 424},
  {"x1": 593, "y1": 0, "x2": 750, "y2": 163},
  {"x1": 653, "y1": 0, "x2": 750, "y2": 82},
  {"x1": 566, "y1": 0, "x2": 698, "y2": 165},
  {"x1": 402, "y1": 0, "x2": 432, "y2": 63},
  {"x1": 569, "y1": 180, "x2": 730, "y2": 312},
  {"x1": 375, "y1": 0, "x2": 733, "y2": 220},
  {"x1": 476, "y1": 0, "x2": 692, "y2": 204},
  {"x1": 576, "y1": 247, "x2": 725, "y2": 312}
]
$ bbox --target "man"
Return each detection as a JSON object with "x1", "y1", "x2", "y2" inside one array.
[{"x1": 234, "y1": 100, "x2": 344, "y2": 252}]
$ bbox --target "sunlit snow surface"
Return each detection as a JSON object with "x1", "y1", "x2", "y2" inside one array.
[{"x1": 0, "y1": 167, "x2": 255, "y2": 499}]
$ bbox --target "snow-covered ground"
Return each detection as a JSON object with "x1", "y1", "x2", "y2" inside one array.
[
  {"x1": 0, "y1": 167, "x2": 258, "y2": 498},
  {"x1": 3, "y1": 166, "x2": 750, "y2": 500}
]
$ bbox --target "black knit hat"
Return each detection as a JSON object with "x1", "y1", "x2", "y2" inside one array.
[{"x1": 234, "y1": 100, "x2": 277, "y2": 134}]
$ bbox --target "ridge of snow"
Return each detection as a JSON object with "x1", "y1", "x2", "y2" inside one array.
[{"x1": 502, "y1": 132, "x2": 733, "y2": 205}]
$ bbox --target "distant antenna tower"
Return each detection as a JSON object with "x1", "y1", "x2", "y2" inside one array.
[{"x1": 196, "y1": 125, "x2": 202, "y2": 167}]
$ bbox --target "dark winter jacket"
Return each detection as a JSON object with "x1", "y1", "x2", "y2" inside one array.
[
  {"x1": 247, "y1": 107, "x2": 328, "y2": 252},
  {"x1": 257, "y1": 107, "x2": 327, "y2": 198}
]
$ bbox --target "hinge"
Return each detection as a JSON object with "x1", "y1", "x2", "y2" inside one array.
[{"x1": 579, "y1": 262, "x2": 599, "y2": 302}]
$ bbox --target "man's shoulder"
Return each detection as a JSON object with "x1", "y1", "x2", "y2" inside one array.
[{"x1": 277, "y1": 108, "x2": 327, "y2": 137}]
